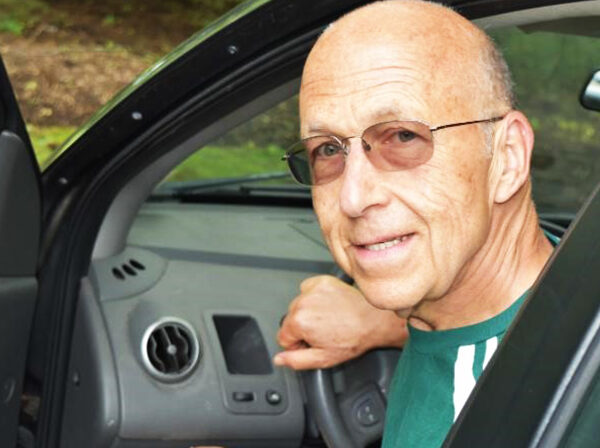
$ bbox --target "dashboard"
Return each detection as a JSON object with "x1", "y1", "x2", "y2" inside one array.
[{"x1": 61, "y1": 201, "x2": 334, "y2": 448}]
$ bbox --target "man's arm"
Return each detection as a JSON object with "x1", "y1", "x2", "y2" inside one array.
[{"x1": 274, "y1": 275, "x2": 408, "y2": 370}]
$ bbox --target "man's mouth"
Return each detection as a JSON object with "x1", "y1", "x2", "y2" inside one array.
[{"x1": 358, "y1": 233, "x2": 415, "y2": 251}]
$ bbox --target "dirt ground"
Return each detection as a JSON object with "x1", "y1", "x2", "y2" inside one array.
[{"x1": 0, "y1": 0, "x2": 240, "y2": 127}]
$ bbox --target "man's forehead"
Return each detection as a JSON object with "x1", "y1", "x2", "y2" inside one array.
[
  {"x1": 302, "y1": 41, "x2": 424, "y2": 84},
  {"x1": 299, "y1": 47, "x2": 437, "y2": 135},
  {"x1": 301, "y1": 97, "x2": 427, "y2": 136},
  {"x1": 301, "y1": 64, "x2": 426, "y2": 101}
]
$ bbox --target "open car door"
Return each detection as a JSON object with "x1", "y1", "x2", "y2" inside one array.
[{"x1": 0, "y1": 57, "x2": 42, "y2": 446}]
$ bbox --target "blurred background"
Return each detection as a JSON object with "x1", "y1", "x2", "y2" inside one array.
[{"x1": 0, "y1": 0, "x2": 244, "y2": 165}]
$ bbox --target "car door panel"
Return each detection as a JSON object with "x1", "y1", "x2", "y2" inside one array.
[
  {"x1": 0, "y1": 277, "x2": 38, "y2": 446},
  {"x1": 0, "y1": 60, "x2": 41, "y2": 448}
]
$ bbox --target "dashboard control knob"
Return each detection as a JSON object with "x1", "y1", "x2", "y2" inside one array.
[
  {"x1": 355, "y1": 397, "x2": 381, "y2": 427},
  {"x1": 265, "y1": 389, "x2": 282, "y2": 405}
]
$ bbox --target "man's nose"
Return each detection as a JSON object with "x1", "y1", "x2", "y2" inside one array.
[{"x1": 338, "y1": 138, "x2": 387, "y2": 218}]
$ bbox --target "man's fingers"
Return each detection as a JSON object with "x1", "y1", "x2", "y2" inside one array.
[
  {"x1": 277, "y1": 308, "x2": 310, "y2": 348},
  {"x1": 273, "y1": 347, "x2": 338, "y2": 370},
  {"x1": 277, "y1": 318, "x2": 298, "y2": 347}
]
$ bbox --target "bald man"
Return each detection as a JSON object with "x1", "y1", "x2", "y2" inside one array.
[{"x1": 276, "y1": 0, "x2": 556, "y2": 446}]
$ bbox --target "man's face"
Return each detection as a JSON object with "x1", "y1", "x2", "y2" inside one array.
[{"x1": 301, "y1": 36, "x2": 497, "y2": 314}]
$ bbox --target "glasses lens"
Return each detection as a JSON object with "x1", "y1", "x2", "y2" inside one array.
[
  {"x1": 286, "y1": 145, "x2": 312, "y2": 185},
  {"x1": 363, "y1": 121, "x2": 434, "y2": 170},
  {"x1": 286, "y1": 137, "x2": 345, "y2": 185}
]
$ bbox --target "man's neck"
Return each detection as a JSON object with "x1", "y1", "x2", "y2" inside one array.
[{"x1": 408, "y1": 187, "x2": 554, "y2": 331}]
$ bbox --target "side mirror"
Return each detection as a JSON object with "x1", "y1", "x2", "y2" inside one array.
[{"x1": 580, "y1": 69, "x2": 600, "y2": 111}]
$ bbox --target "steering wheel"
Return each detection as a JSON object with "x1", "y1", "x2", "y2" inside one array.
[{"x1": 302, "y1": 267, "x2": 401, "y2": 448}]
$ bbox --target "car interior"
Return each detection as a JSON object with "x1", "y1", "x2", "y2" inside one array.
[{"x1": 14, "y1": 2, "x2": 599, "y2": 447}]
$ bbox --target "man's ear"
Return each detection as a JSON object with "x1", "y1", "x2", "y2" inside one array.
[{"x1": 492, "y1": 110, "x2": 534, "y2": 204}]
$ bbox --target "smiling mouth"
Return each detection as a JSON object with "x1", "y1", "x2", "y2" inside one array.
[{"x1": 361, "y1": 233, "x2": 414, "y2": 251}]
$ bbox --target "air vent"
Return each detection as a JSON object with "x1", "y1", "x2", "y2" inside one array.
[
  {"x1": 130, "y1": 259, "x2": 146, "y2": 270},
  {"x1": 122, "y1": 263, "x2": 137, "y2": 276},
  {"x1": 141, "y1": 318, "x2": 200, "y2": 382},
  {"x1": 112, "y1": 258, "x2": 146, "y2": 280}
]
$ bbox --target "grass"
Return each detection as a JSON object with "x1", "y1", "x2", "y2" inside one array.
[
  {"x1": 0, "y1": 0, "x2": 51, "y2": 36},
  {"x1": 27, "y1": 124, "x2": 76, "y2": 167},
  {"x1": 164, "y1": 143, "x2": 289, "y2": 182},
  {"x1": 27, "y1": 126, "x2": 288, "y2": 182}
]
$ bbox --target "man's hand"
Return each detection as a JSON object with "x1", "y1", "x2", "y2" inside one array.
[{"x1": 274, "y1": 275, "x2": 408, "y2": 370}]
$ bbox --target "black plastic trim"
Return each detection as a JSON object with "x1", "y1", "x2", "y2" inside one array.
[{"x1": 0, "y1": 57, "x2": 36, "y2": 160}]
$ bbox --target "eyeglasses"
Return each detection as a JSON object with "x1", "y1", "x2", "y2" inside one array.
[{"x1": 282, "y1": 116, "x2": 504, "y2": 186}]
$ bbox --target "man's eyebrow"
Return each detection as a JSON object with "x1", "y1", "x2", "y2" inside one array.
[
  {"x1": 304, "y1": 125, "x2": 334, "y2": 137},
  {"x1": 363, "y1": 105, "x2": 410, "y2": 124},
  {"x1": 303, "y1": 105, "x2": 412, "y2": 138}
]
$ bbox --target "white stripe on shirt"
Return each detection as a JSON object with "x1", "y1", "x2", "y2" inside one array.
[
  {"x1": 453, "y1": 344, "x2": 476, "y2": 422},
  {"x1": 483, "y1": 336, "x2": 498, "y2": 370}
]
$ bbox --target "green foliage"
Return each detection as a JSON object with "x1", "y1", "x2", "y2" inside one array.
[
  {"x1": 214, "y1": 96, "x2": 300, "y2": 150},
  {"x1": 101, "y1": 14, "x2": 117, "y2": 27},
  {"x1": 490, "y1": 27, "x2": 600, "y2": 212},
  {"x1": 27, "y1": 125, "x2": 76, "y2": 167},
  {"x1": 165, "y1": 143, "x2": 287, "y2": 182},
  {"x1": 0, "y1": 0, "x2": 49, "y2": 35},
  {"x1": 163, "y1": 95, "x2": 300, "y2": 184},
  {"x1": 490, "y1": 28, "x2": 600, "y2": 116},
  {"x1": 0, "y1": 18, "x2": 25, "y2": 35}
]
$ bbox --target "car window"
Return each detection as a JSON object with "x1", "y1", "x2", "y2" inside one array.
[
  {"x1": 163, "y1": 95, "x2": 301, "y2": 186},
  {"x1": 559, "y1": 366, "x2": 600, "y2": 448},
  {"x1": 488, "y1": 26, "x2": 600, "y2": 214},
  {"x1": 162, "y1": 25, "x2": 599, "y2": 210}
]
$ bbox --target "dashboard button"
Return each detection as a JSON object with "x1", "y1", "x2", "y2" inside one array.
[
  {"x1": 355, "y1": 397, "x2": 381, "y2": 427},
  {"x1": 232, "y1": 391, "x2": 254, "y2": 402},
  {"x1": 265, "y1": 389, "x2": 282, "y2": 405}
]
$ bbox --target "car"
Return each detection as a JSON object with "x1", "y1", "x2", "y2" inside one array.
[{"x1": 0, "y1": 0, "x2": 599, "y2": 447}]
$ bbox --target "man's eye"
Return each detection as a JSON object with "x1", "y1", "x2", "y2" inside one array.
[
  {"x1": 315, "y1": 144, "x2": 342, "y2": 158},
  {"x1": 395, "y1": 130, "x2": 417, "y2": 142}
]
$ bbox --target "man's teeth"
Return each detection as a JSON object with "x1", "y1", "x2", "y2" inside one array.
[{"x1": 364, "y1": 235, "x2": 409, "y2": 251}]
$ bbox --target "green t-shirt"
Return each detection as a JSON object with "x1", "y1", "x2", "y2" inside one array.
[
  {"x1": 381, "y1": 232, "x2": 560, "y2": 448},
  {"x1": 381, "y1": 292, "x2": 526, "y2": 448}
]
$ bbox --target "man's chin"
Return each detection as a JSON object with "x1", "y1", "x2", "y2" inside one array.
[{"x1": 356, "y1": 278, "x2": 424, "y2": 312}]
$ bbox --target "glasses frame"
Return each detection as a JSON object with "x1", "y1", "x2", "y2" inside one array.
[{"x1": 282, "y1": 115, "x2": 505, "y2": 185}]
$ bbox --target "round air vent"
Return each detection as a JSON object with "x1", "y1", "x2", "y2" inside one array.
[{"x1": 141, "y1": 318, "x2": 200, "y2": 382}]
